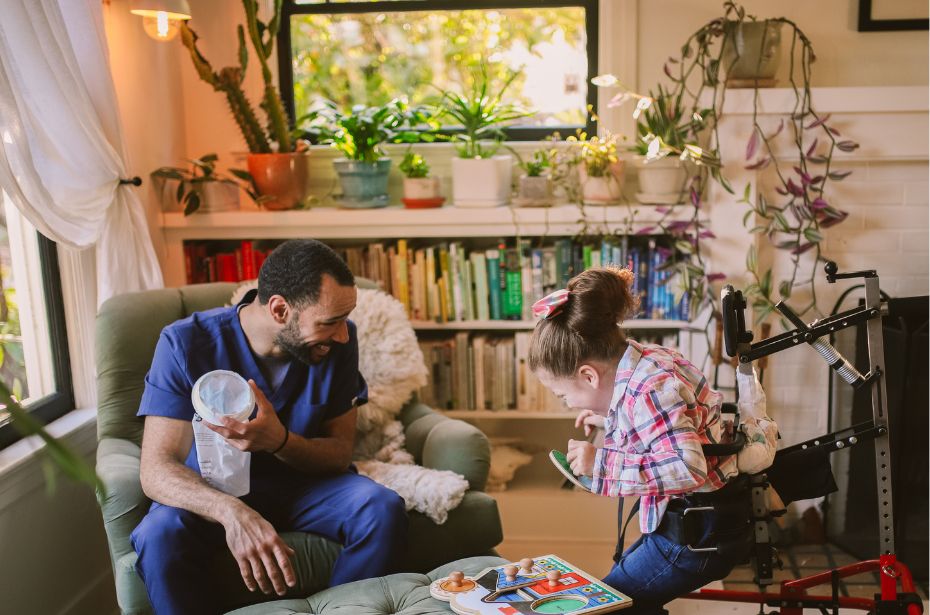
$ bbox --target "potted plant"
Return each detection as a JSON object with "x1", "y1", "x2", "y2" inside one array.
[
  {"x1": 437, "y1": 66, "x2": 533, "y2": 207},
  {"x1": 599, "y1": 80, "x2": 711, "y2": 205},
  {"x1": 571, "y1": 131, "x2": 625, "y2": 205},
  {"x1": 399, "y1": 151, "x2": 444, "y2": 209},
  {"x1": 513, "y1": 148, "x2": 553, "y2": 207},
  {"x1": 150, "y1": 154, "x2": 259, "y2": 215},
  {"x1": 179, "y1": 1, "x2": 309, "y2": 210},
  {"x1": 301, "y1": 100, "x2": 431, "y2": 208},
  {"x1": 721, "y1": 17, "x2": 783, "y2": 87}
]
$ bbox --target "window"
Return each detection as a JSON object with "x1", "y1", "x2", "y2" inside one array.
[
  {"x1": 278, "y1": 0, "x2": 599, "y2": 140},
  {"x1": 0, "y1": 195, "x2": 73, "y2": 449}
]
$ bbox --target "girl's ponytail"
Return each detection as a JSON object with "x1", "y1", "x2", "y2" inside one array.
[{"x1": 528, "y1": 266, "x2": 638, "y2": 377}]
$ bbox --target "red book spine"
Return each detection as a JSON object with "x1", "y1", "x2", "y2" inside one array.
[
  {"x1": 217, "y1": 253, "x2": 238, "y2": 282},
  {"x1": 184, "y1": 244, "x2": 193, "y2": 284},
  {"x1": 241, "y1": 241, "x2": 255, "y2": 280},
  {"x1": 255, "y1": 250, "x2": 267, "y2": 273},
  {"x1": 235, "y1": 248, "x2": 244, "y2": 281}
]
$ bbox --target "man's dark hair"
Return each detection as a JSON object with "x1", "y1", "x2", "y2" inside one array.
[{"x1": 257, "y1": 239, "x2": 354, "y2": 307}]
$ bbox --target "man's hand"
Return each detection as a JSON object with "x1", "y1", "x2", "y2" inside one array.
[
  {"x1": 222, "y1": 503, "x2": 297, "y2": 595},
  {"x1": 566, "y1": 439, "x2": 597, "y2": 477},
  {"x1": 203, "y1": 380, "x2": 287, "y2": 453},
  {"x1": 574, "y1": 410, "x2": 606, "y2": 437}
]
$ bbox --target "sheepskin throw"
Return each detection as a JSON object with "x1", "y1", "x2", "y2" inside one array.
[{"x1": 230, "y1": 281, "x2": 469, "y2": 524}]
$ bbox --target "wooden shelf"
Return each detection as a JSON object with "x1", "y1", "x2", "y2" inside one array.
[
  {"x1": 412, "y1": 318, "x2": 696, "y2": 331},
  {"x1": 439, "y1": 410, "x2": 576, "y2": 419},
  {"x1": 161, "y1": 204, "x2": 701, "y2": 241}
]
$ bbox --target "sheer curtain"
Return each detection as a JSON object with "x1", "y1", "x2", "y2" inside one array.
[{"x1": 0, "y1": 0, "x2": 163, "y2": 304}]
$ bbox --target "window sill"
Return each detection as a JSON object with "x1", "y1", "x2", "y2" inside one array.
[{"x1": 0, "y1": 408, "x2": 98, "y2": 508}]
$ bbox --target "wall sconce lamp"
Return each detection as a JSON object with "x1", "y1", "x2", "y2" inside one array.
[{"x1": 129, "y1": 0, "x2": 192, "y2": 42}]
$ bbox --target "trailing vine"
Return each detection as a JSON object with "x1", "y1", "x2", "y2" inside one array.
[{"x1": 597, "y1": 1, "x2": 857, "y2": 332}]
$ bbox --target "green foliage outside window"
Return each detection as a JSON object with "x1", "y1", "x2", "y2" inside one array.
[{"x1": 289, "y1": 7, "x2": 588, "y2": 128}]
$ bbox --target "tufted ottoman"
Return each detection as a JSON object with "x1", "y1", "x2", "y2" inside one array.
[{"x1": 226, "y1": 556, "x2": 508, "y2": 615}]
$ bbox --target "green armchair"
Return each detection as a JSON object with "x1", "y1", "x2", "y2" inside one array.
[{"x1": 94, "y1": 282, "x2": 502, "y2": 615}]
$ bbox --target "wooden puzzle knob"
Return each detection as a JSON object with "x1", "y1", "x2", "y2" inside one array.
[
  {"x1": 504, "y1": 565, "x2": 518, "y2": 581},
  {"x1": 520, "y1": 558, "x2": 534, "y2": 574},
  {"x1": 449, "y1": 571, "x2": 465, "y2": 587},
  {"x1": 547, "y1": 570, "x2": 562, "y2": 588}
]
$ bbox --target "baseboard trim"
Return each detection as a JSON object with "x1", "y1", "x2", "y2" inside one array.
[{"x1": 60, "y1": 567, "x2": 117, "y2": 615}]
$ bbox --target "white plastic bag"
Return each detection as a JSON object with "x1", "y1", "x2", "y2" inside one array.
[{"x1": 191, "y1": 370, "x2": 255, "y2": 497}]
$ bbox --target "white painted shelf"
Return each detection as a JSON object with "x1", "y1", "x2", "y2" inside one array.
[
  {"x1": 440, "y1": 410, "x2": 577, "y2": 419},
  {"x1": 412, "y1": 318, "x2": 697, "y2": 331},
  {"x1": 161, "y1": 204, "x2": 698, "y2": 241}
]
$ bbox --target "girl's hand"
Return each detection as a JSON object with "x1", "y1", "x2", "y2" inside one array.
[
  {"x1": 574, "y1": 410, "x2": 605, "y2": 437},
  {"x1": 566, "y1": 439, "x2": 596, "y2": 477}
]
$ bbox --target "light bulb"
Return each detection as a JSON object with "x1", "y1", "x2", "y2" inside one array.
[
  {"x1": 130, "y1": 1, "x2": 191, "y2": 43},
  {"x1": 142, "y1": 12, "x2": 181, "y2": 41}
]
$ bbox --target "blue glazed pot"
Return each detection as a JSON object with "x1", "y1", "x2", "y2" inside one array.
[{"x1": 333, "y1": 158, "x2": 391, "y2": 208}]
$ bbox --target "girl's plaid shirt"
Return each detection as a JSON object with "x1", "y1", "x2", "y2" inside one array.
[{"x1": 591, "y1": 340, "x2": 739, "y2": 533}]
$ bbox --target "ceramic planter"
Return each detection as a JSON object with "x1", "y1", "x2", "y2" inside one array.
[
  {"x1": 514, "y1": 175, "x2": 553, "y2": 207},
  {"x1": 722, "y1": 20, "x2": 783, "y2": 86},
  {"x1": 634, "y1": 156, "x2": 689, "y2": 205},
  {"x1": 196, "y1": 181, "x2": 240, "y2": 213},
  {"x1": 402, "y1": 177, "x2": 445, "y2": 209},
  {"x1": 333, "y1": 158, "x2": 391, "y2": 209},
  {"x1": 153, "y1": 177, "x2": 239, "y2": 213},
  {"x1": 579, "y1": 160, "x2": 625, "y2": 205},
  {"x1": 451, "y1": 155, "x2": 513, "y2": 207},
  {"x1": 246, "y1": 152, "x2": 311, "y2": 211}
]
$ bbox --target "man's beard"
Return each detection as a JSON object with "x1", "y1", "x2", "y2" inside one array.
[{"x1": 275, "y1": 318, "x2": 332, "y2": 365}]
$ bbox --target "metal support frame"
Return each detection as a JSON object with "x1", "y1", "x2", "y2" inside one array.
[{"x1": 688, "y1": 262, "x2": 921, "y2": 614}]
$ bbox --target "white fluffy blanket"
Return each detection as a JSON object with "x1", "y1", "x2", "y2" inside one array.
[{"x1": 231, "y1": 282, "x2": 469, "y2": 524}]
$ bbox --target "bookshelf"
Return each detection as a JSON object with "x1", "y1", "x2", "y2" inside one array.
[
  {"x1": 159, "y1": 205, "x2": 707, "y2": 286},
  {"x1": 161, "y1": 203, "x2": 707, "y2": 496}
]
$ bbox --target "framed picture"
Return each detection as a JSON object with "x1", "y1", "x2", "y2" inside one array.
[{"x1": 858, "y1": 0, "x2": 929, "y2": 31}]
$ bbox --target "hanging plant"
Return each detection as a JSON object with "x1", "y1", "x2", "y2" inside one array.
[{"x1": 595, "y1": 1, "x2": 856, "y2": 330}]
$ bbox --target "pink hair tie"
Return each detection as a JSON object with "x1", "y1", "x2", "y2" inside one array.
[{"x1": 532, "y1": 288, "x2": 570, "y2": 319}]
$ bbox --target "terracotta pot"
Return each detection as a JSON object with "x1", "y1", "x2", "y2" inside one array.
[{"x1": 246, "y1": 152, "x2": 311, "y2": 211}]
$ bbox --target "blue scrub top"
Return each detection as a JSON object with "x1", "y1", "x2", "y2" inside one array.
[{"x1": 138, "y1": 289, "x2": 368, "y2": 486}]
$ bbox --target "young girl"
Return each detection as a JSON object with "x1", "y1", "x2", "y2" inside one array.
[{"x1": 528, "y1": 266, "x2": 748, "y2": 614}]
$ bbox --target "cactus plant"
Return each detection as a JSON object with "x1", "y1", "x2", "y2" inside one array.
[{"x1": 179, "y1": 0, "x2": 294, "y2": 153}]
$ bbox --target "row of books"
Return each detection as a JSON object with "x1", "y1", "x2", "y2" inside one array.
[
  {"x1": 184, "y1": 241, "x2": 268, "y2": 284},
  {"x1": 338, "y1": 237, "x2": 691, "y2": 323},
  {"x1": 418, "y1": 331, "x2": 680, "y2": 411},
  {"x1": 418, "y1": 332, "x2": 564, "y2": 412},
  {"x1": 182, "y1": 237, "x2": 691, "y2": 324}
]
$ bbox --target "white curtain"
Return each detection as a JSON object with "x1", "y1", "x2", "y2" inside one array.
[{"x1": 0, "y1": 0, "x2": 163, "y2": 304}]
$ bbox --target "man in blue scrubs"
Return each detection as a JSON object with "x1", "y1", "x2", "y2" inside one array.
[{"x1": 130, "y1": 239, "x2": 407, "y2": 615}]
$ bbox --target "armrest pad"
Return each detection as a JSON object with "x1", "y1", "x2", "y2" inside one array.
[
  {"x1": 403, "y1": 406, "x2": 490, "y2": 491},
  {"x1": 96, "y1": 438, "x2": 150, "y2": 560}
]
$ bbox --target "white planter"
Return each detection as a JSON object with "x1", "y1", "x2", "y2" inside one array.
[
  {"x1": 579, "y1": 160, "x2": 625, "y2": 204},
  {"x1": 451, "y1": 155, "x2": 513, "y2": 207},
  {"x1": 403, "y1": 176, "x2": 442, "y2": 200},
  {"x1": 196, "y1": 181, "x2": 240, "y2": 213},
  {"x1": 153, "y1": 177, "x2": 240, "y2": 213},
  {"x1": 634, "y1": 156, "x2": 689, "y2": 205}
]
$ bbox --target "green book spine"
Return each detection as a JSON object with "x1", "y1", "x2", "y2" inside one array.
[
  {"x1": 583, "y1": 244, "x2": 593, "y2": 270},
  {"x1": 486, "y1": 249, "x2": 502, "y2": 320},
  {"x1": 504, "y1": 248, "x2": 523, "y2": 320},
  {"x1": 472, "y1": 252, "x2": 490, "y2": 321}
]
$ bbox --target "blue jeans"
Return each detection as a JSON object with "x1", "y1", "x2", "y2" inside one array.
[
  {"x1": 131, "y1": 471, "x2": 408, "y2": 615},
  {"x1": 603, "y1": 504, "x2": 746, "y2": 615}
]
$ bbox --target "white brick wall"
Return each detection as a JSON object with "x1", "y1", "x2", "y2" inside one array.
[{"x1": 708, "y1": 88, "x2": 928, "y2": 451}]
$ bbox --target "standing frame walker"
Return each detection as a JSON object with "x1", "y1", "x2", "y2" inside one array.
[{"x1": 683, "y1": 261, "x2": 923, "y2": 615}]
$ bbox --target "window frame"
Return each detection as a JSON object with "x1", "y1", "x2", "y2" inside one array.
[
  {"x1": 0, "y1": 235, "x2": 74, "y2": 450},
  {"x1": 277, "y1": 0, "x2": 600, "y2": 141}
]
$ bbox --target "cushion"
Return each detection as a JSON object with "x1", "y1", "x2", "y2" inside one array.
[{"x1": 225, "y1": 556, "x2": 508, "y2": 615}]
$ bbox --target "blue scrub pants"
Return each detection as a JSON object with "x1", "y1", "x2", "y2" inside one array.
[{"x1": 131, "y1": 471, "x2": 408, "y2": 615}]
